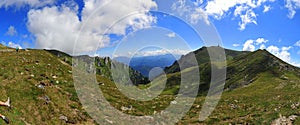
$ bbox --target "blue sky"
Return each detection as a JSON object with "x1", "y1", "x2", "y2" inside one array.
[{"x1": 0, "y1": 0, "x2": 299, "y2": 66}]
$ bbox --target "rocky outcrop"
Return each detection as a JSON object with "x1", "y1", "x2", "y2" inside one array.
[{"x1": 271, "y1": 114, "x2": 298, "y2": 125}]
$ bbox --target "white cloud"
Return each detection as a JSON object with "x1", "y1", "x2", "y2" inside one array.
[
  {"x1": 5, "y1": 26, "x2": 17, "y2": 36},
  {"x1": 256, "y1": 38, "x2": 268, "y2": 45},
  {"x1": 239, "y1": 9, "x2": 257, "y2": 30},
  {"x1": 27, "y1": 4, "x2": 82, "y2": 53},
  {"x1": 1, "y1": 41, "x2": 22, "y2": 49},
  {"x1": 267, "y1": 45, "x2": 292, "y2": 63},
  {"x1": 190, "y1": 8, "x2": 210, "y2": 25},
  {"x1": 266, "y1": 45, "x2": 280, "y2": 53},
  {"x1": 171, "y1": 0, "x2": 210, "y2": 25},
  {"x1": 291, "y1": 62, "x2": 300, "y2": 67},
  {"x1": 205, "y1": 0, "x2": 275, "y2": 18},
  {"x1": 282, "y1": 46, "x2": 292, "y2": 51},
  {"x1": 260, "y1": 44, "x2": 266, "y2": 49},
  {"x1": 170, "y1": 0, "x2": 280, "y2": 30},
  {"x1": 243, "y1": 39, "x2": 255, "y2": 51},
  {"x1": 295, "y1": 40, "x2": 300, "y2": 47},
  {"x1": 0, "y1": 0, "x2": 55, "y2": 9},
  {"x1": 234, "y1": 5, "x2": 248, "y2": 16},
  {"x1": 203, "y1": 0, "x2": 275, "y2": 30},
  {"x1": 263, "y1": 5, "x2": 271, "y2": 13},
  {"x1": 8, "y1": 42, "x2": 22, "y2": 49},
  {"x1": 205, "y1": 0, "x2": 244, "y2": 19},
  {"x1": 243, "y1": 38, "x2": 268, "y2": 51},
  {"x1": 166, "y1": 32, "x2": 176, "y2": 38},
  {"x1": 132, "y1": 49, "x2": 189, "y2": 57},
  {"x1": 27, "y1": 0, "x2": 157, "y2": 54},
  {"x1": 193, "y1": 0, "x2": 204, "y2": 6},
  {"x1": 233, "y1": 44, "x2": 240, "y2": 47},
  {"x1": 81, "y1": 0, "x2": 157, "y2": 35},
  {"x1": 285, "y1": 0, "x2": 300, "y2": 19}
]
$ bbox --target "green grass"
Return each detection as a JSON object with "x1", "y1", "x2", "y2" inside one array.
[
  {"x1": 95, "y1": 70, "x2": 299, "y2": 124},
  {"x1": 175, "y1": 72, "x2": 300, "y2": 124},
  {"x1": 0, "y1": 46, "x2": 299, "y2": 124},
  {"x1": 94, "y1": 47, "x2": 300, "y2": 124},
  {"x1": 0, "y1": 49, "x2": 94, "y2": 124}
]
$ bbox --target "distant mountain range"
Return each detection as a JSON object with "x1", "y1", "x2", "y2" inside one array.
[{"x1": 114, "y1": 54, "x2": 181, "y2": 79}]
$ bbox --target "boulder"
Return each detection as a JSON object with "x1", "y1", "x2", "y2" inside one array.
[
  {"x1": 121, "y1": 105, "x2": 132, "y2": 111},
  {"x1": 59, "y1": 115, "x2": 68, "y2": 123}
]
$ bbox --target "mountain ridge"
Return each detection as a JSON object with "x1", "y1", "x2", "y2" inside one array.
[{"x1": 154, "y1": 46, "x2": 300, "y2": 95}]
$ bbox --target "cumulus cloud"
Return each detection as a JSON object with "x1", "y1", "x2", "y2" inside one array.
[
  {"x1": 166, "y1": 32, "x2": 176, "y2": 38},
  {"x1": 195, "y1": 0, "x2": 275, "y2": 30},
  {"x1": 290, "y1": 51, "x2": 300, "y2": 67},
  {"x1": 5, "y1": 26, "x2": 17, "y2": 36},
  {"x1": 267, "y1": 45, "x2": 280, "y2": 53},
  {"x1": 0, "y1": 0, "x2": 55, "y2": 9},
  {"x1": 267, "y1": 45, "x2": 292, "y2": 63},
  {"x1": 81, "y1": 0, "x2": 157, "y2": 35},
  {"x1": 190, "y1": 8, "x2": 210, "y2": 25},
  {"x1": 8, "y1": 42, "x2": 22, "y2": 49},
  {"x1": 243, "y1": 40, "x2": 255, "y2": 51},
  {"x1": 193, "y1": 0, "x2": 204, "y2": 6},
  {"x1": 291, "y1": 62, "x2": 300, "y2": 67},
  {"x1": 259, "y1": 44, "x2": 266, "y2": 49},
  {"x1": 295, "y1": 40, "x2": 300, "y2": 47},
  {"x1": 27, "y1": 4, "x2": 81, "y2": 53},
  {"x1": 285, "y1": 0, "x2": 300, "y2": 19},
  {"x1": 205, "y1": 0, "x2": 242, "y2": 19},
  {"x1": 27, "y1": 0, "x2": 157, "y2": 54},
  {"x1": 205, "y1": 0, "x2": 265, "y2": 30},
  {"x1": 256, "y1": 38, "x2": 268, "y2": 45},
  {"x1": 263, "y1": 5, "x2": 271, "y2": 13},
  {"x1": 239, "y1": 9, "x2": 257, "y2": 30},
  {"x1": 118, "y1": 49, "x2": 189, "y2": 57},
  {"x1": 171, "y1": 0, "x2": 210, "y2": 25},
  {"x1": 1, "y1": 41, "x2": 22, "y2": 49},
  {"x1": 243, "y1": 38, "x2": 268, "y2": 51},
  {"x1": 171, "y1": 0, "x2": 277, "y2": 30}
]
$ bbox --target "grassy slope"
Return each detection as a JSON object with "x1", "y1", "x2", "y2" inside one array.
[
  {"x1": 166, "y1": 48, "x2": 300, "y2": 124},
  {"x1": 0, "y1": 49, "x2": 95, "y2": 124},
  {"x1": 0, "y1": 46, "x2": 299, "y2": 124},
  {"x1": 98, "y1": 47, "x2": 300, "y2": 124},
  {"x1": 97, "y1": 67, "x2": 300, "y2": 124},
  {"x1": 179, "y1": 71, "x2": 300, "y2": 124},
  {"x1": 0, "y1": 44, "x2": 7, "y2": 49}
]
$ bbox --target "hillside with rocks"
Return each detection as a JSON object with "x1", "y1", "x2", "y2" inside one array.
[
  {"x1": 0, "y1": 46, "x2": 95, "y2": 124},
  {"x1": 96, "y1": 46, "x2": 300, "y2": 124},
  {"x1": 47, "y1": 50, "x2": 149, "y2": 85},
  {"x1": 0, "y1": 44, "x2": 299, "y2": 124}
]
